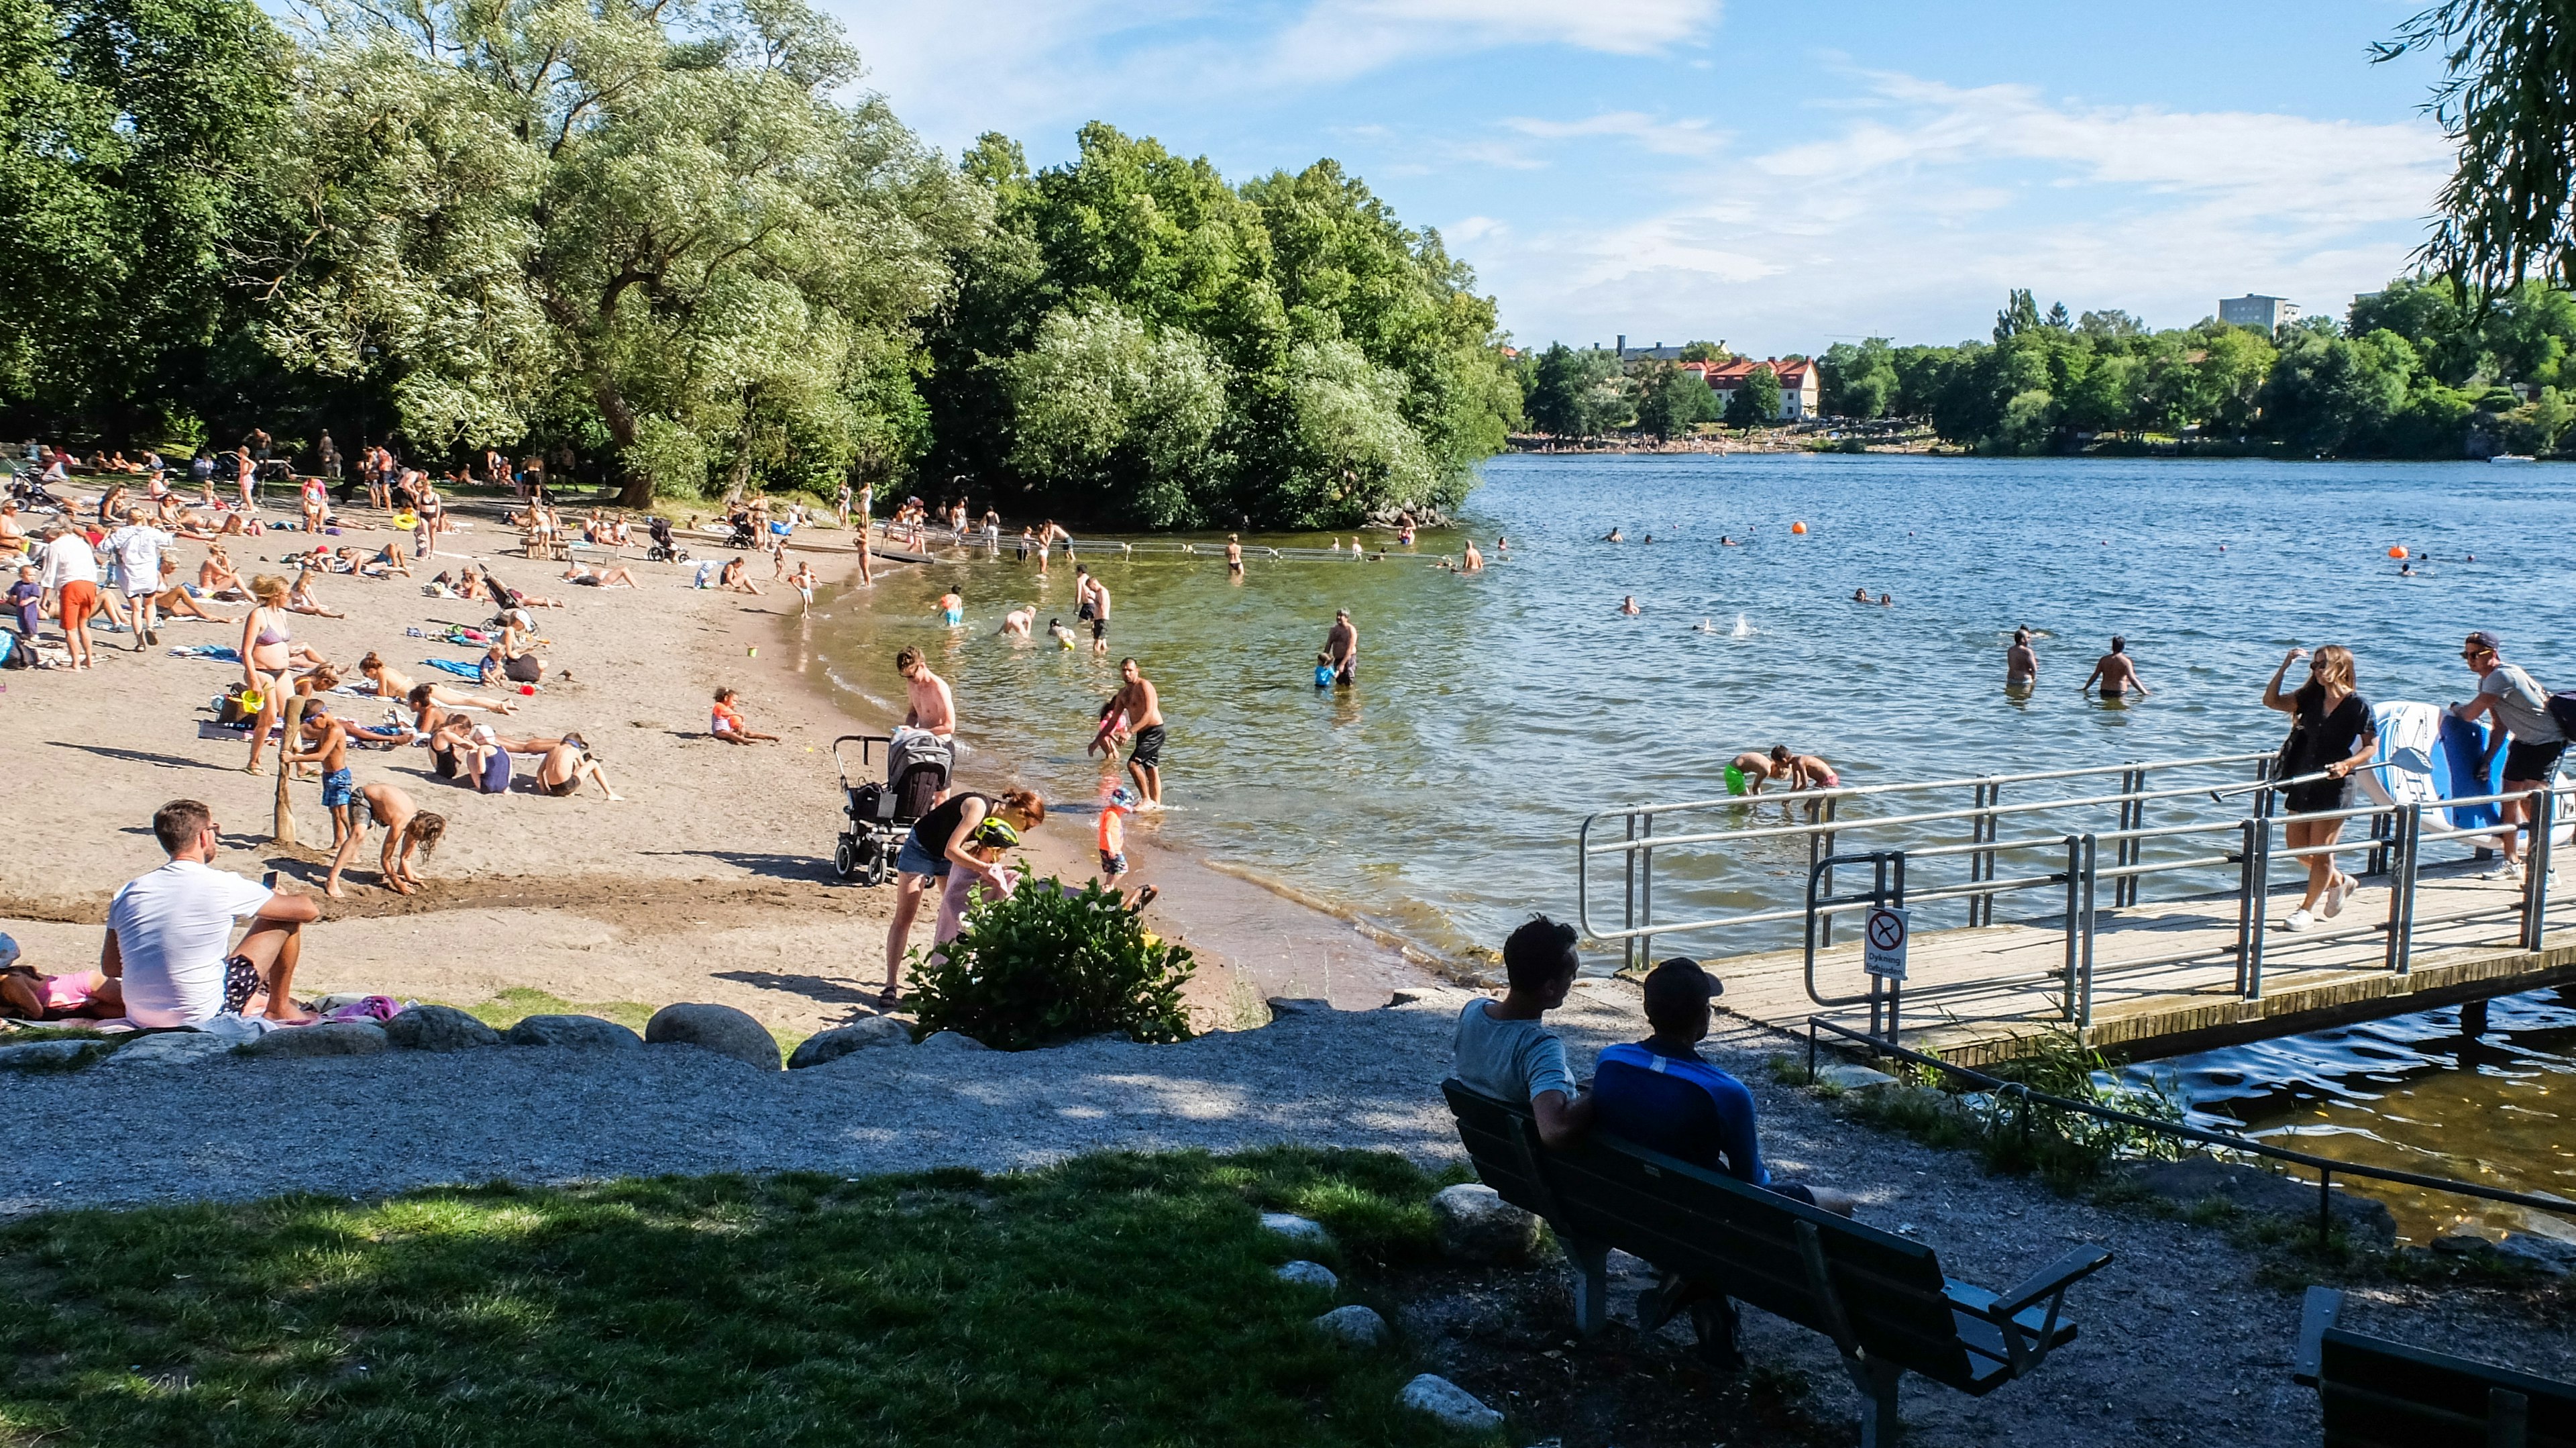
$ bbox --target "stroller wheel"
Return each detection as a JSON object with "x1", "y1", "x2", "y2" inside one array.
[
  {"x1": 834, "y1": 835, "x2": 858, "y2": 880},
  {"x1": 859, "y1": 842, "x2": 889, "y2": 888}
]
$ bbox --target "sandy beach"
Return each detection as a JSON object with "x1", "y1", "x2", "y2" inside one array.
[{"x1": 0, "y1": 490, "x2": 1431, "y2": 1046}]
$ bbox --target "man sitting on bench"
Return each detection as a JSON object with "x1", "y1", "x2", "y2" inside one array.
[
  {"x1": 1595, "y1": 957, "x2": 1855, "y2": 1215},
  {"x1": 1452, "y1": 915, "x2": 1595, "y2": 1148}
]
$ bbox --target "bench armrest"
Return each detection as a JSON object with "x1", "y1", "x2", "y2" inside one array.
[
  {"x1": 2292, "y1": 1286, "x2": 2343, "y2": 1387},
  {"x1": 1992, "y1": 1245, "x2": 2114, "y2": 1318}
]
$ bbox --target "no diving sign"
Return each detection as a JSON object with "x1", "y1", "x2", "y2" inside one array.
[{"x1": 1864, "y1": 906, "x2": 1910, "y2": 980}]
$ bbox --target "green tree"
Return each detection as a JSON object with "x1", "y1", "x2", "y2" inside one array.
[
  {"x1": 1723, "y1": 364, "x2": 1780, "y2": 428},
  {"x1": 2375, "y1": 1, "x2": 2576, "y2": 293},
  {"x1": 1819, "y1": 338, "x2": 1898, "y2": 417},
  {"x1": 251, "y1": 0, "x2": 979, "y2": 505},
  {"x1": 1525, "y1": 343, "x2": 1627, "y2": 438},
  {"x1": 1993, "y1": 289, "x2": 2043, "y2": 342},
  {"x1": 0, "y1": 0, "x2": 285, "y2": 436},
  {"x1": 1633, "y1": 360, "x2": 1715, "y2": 439},
  {"x1": 1677, "y1": 340, "x2": 1729, "y2": 362},
  {"x1": 1001, "y1": 302, "x2": 1229, "y2": 527}
]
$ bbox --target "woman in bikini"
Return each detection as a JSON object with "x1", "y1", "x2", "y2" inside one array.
[
  {"x1": 284, "y1": 566, "x2": 344, "y2": 617},
  {"x1": 363, "y1": 654, "x2": 516, "y2": 714},
  {"x1": 198, "y1": 541, "x2": 246, "y2": 597},
  {"x1": 240, "y1": 576, "x2": 323, "y2": 772}
]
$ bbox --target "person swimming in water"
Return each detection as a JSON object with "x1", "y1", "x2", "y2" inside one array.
[
  {"x1": 1619, "y1": 595, "x2": 1642, "y2": 616},
  {"x1": 1049, "y1": 617, "x2": 1077, "y2": 650},
  {"x1": 936, "y1": 589, "x2": 963, "y2": 626},
  {"x1": 1851, "y1": 587, "x2": 1870, "y2": 603},
  {"x1": 1693, "y1": 617, "x2": 1718, "y2": 633},
  {"x1": 2080, "y1": 636, "x2": 2149, "y2": 700},
  {"x1": 1769, "y1": 745, "x2": 1839, "y2": 791},
  {"x1": 2007, "y1": 627, "x2": 2039, "y2": 686}
]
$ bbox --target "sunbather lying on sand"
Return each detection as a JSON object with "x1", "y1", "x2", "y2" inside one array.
[
  {"x1": 0, "y1": 964, "x2": 123, "y2": 1021},
  {"x1": 371, "y1": 657, "x2": 516, "y2": 714},
  {"x1": 563, "y1": 561, "x2": 639, "y2": 587},
  {"x1": 322, "y1": 782, "x2": 446, "y2": 898}
]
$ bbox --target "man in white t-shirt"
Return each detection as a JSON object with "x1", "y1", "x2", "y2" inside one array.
[{"x1": 103, "y1": 798, "x2": 319, "y2": 1027}]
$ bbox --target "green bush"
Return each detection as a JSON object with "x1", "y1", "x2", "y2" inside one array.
[{"x1": 910, "y1": 874, "x2": 1195, "y2": 1049}]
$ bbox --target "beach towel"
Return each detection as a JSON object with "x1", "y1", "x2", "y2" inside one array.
[
  {"x1": 422, "y1": 657, "x2": 487, "y2": 682},
  {"x1": 167, "y1": 644, "x2": 241, "y2": 662},
  {"x1": 320, "y1": 995, "x2": 403, "y2": 1023}
]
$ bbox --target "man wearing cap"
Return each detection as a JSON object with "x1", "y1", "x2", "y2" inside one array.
[
  {"x1": 1453, "y1": 915, "x2": 1595, "y2": 1149},
  {"x1": 2453, "y1": 630, "x2": 2565, "y2": 883},
  {"x1": 1593, "y1": 957, "x2": 1854, "y2": 1214}
]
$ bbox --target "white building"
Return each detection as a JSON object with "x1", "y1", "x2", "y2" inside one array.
[{"x1": 2219, "y1": 295, "x2": 2300, "y2": 332}]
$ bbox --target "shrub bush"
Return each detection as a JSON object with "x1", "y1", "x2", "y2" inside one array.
[{"x1": 909, "y1": 874, "x2": 1195, "y2": 1049}]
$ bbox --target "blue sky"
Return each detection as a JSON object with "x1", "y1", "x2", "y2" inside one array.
[{"x1": 827, "y1": 1, "x2": 2456, "y2": 357}]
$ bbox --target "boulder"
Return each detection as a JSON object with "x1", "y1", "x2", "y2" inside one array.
[
  {"x1": 1260, "y1": 1212, "x2": 1330, "y2": 1247},
  {"x1": 1311, "y1": 1304, "x2": 1389, "y2": 1347},
  {"x1": 915, "y1": 1031, "x2": 989, "y2": 1052},
  {"x1": 97, "y1": 1032, "x2": 233, "y2": 1068},
  {"x1": 1815, "y1": 1063, "x2": 1900, "y2": 1092},
  {"x1": 1265, "y1": 997, "x2": 1333, "y2": 1017},
  {"x1": 645, "y1": 1003, "x2": 781, "y2": 1071},
  {"x1": 787, "y1": 1017, "x2": 913, "y2": 1068},
  {"x1": 2121, "y1": 1157, "x2": 2396, "y2": 1246},
  {"x1": 1399, "y1": 1374, "x2": 1503, "y2": 1433},
  {"x1": 383, "y1": 1005, "x2": 502, "y2": 1052},
  {"x1": 0, "y1": 1039, "x2": 97, "y2": 1070},
  {"x1": 507, "y1": 1014, "x2": 643, "y2": 1049},
  {"x1": 2493, "y1": 1234, "x2": 2576, "y2": 1276},
  {"x1": 1275, "y1": 1260, "x2": 1339, "y2": 1291},
  {"x1": 239, "y1": 1021, "x2": 389, "y2": 1058},
  {"x1": 1431, "y1": 1182, "x2": 1542, "y2": 1264}
]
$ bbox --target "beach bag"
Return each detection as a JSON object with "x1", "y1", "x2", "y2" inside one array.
[
  {"x1": 0, "y1": 633, "x2": 22, "y2": 670},
  {"x1": 2549, "y1": 688, "x2": 2576, "y2": 741}
]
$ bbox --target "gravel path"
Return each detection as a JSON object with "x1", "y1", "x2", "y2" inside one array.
[{"x1": 5, "y1": 982, "x2": 2570, "y2": 1447}]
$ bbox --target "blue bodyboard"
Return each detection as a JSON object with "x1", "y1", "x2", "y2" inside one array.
[{"x1": 2433, "y1": 713, "x2": 2506, "y2": 829}]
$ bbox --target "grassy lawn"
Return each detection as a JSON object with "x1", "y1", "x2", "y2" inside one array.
[{"x1": 0, "y1": 1150, "x2": 1485, "y2": 1446}]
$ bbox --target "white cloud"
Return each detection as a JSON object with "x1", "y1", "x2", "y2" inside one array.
[
  {"x1": 1479, "y1": 72, "x2": 2454, "y2": 352},
  {"x1": 1505, "y1": 111, "x2": 1731, "y2": 157},
  {"x1": 1267, "y1": 0, "x2": 1719, "y2": 79}
]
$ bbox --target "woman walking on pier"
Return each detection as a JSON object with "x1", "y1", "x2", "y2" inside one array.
[{"x1": 2263, "y1": 644, "x2": 2378, "y2": 933}]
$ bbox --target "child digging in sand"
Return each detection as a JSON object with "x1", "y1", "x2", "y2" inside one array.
[{"x1": 322, "y1": 783, "x2": 446, "y2": 898}]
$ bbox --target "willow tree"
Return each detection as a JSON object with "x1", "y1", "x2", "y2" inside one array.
[
  {"x1": 250, "y1": 0, "x2": 979, "y2": 505},
  {"x1": 2378, "y1": 1, "x2": 2576, "y2": 293}
]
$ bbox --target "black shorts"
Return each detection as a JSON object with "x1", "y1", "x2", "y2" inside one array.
[
  {"x1": 1128, "y1": 724, "x2": 1165, "y2": 770},
  {"x1": 221, "y1": 953, "x2": 262, "y2": 1014},
  {"x1": 2505, "y1": 739, "x2": 2567, "y2": 784},
  {"x1": 1091, "y1": 617, "x2": 1106, "y2": 641}
]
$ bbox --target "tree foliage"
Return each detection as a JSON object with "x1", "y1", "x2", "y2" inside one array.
[
  {"x1": 1633, "y1": 360, "x2": 1716, "y2": 439},
  {"x1": 2375, "y1": 0, "x2": 2576, "y2": 294},
  {"x1": 922, "y1": 123, "x2": 1515, "y2": 528},
  {"x1": 248, "y1": 0, "x2": 981, "y2": 505},
  {"x1": 908, "y1": 874, "x2": 1195, "y2": 1050},
  {"x1": 1519, "y1": 344, "x2": 1630, "y2": 439},
  {"x1": 1722, "y1": 364, "x2": 1780, "y2": 429}
]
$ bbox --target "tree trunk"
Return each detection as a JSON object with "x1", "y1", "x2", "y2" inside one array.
[
  {"x1": 592, "y1": 374, "x2": 654, "y2": 510},
  {"x1": 270, "y1": 695, "x2": 307, "y2": 845}
]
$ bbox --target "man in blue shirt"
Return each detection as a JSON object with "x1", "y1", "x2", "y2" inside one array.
[{"x1": 1593, "y1": 957, "x2": 1851, "y2": 1214}]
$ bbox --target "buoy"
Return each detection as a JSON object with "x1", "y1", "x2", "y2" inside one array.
[
  {"x1": 1790, "y1": 521, "x2": 1809, "y2": 535},
  {"x1": 2388, "y1": 545, "x2": 2408, "y2": 559}
]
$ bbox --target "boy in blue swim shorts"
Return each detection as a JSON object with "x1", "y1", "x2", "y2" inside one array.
[{"x1": 285, "y1": 703, "x2": 360, "y2": 853}]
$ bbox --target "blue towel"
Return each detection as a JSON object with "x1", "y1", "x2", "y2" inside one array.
[
  {"x1": 167, "y1": 645, "x2": 243, "y2": 662},
  {"x1": 421, "y1": 657, "x2": 486, "y2": 681}
]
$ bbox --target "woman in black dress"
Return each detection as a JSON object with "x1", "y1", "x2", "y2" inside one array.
[{"x1": 2263, "y1": 644, "x2": 2379, "y2": 933}]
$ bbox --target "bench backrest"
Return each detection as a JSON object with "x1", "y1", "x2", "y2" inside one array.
[
  {"x1": 1444, "y1": 1079, "x2": 1982, "y2": 1390},
  {"x1": 2320, "y1": 1327, "x2": 2576, "y2": 1448}
]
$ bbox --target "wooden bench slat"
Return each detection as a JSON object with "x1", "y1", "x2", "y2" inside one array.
[{"x1": 2320, "y1": 1330, "x2": 2576, "y2": 1448}]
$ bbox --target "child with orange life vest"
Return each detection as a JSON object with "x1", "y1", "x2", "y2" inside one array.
[{"x1": 1098, "y1": 786, "x2": 1135, "y2": 880}]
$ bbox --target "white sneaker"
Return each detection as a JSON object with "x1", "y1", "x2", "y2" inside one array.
[
  {"x1": 2320, "y1": 874, "x2": 2350, "y2": 919},
  {"x1": 2480, "y1": 862, "x2": 2524, "y2": 884},
  {"x1": 2280, "y1": 909, "x2": 2315, "y2": 933}
]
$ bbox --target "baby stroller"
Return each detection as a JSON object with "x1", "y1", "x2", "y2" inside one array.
[
  {"x1": 645, "y1": 516, "x2": 688, "y2": 563},
  {"x1": 832, "y1": 730, "x2": 952, "y2": 886},
  {"x1": 724, "y1": 511, "x2": 757, "y2": 550}
]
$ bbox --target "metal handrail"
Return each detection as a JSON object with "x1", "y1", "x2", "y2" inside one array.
[{"x1": 1807, "y1": 1015, "x2": 2576, "y2": 1246}]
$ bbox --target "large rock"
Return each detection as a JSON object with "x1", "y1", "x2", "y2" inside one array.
[
  {"x1": 0, "y1": 1039, "x2": 98, "y2": 1070},
  {"x1": 1816, "y1": 1063, "x2": 1900, "y2": 1092},
  {"x1": 1431, "y1": 1182, "x2": 1542, "y2": 1264},
  {"x1": 2494, "y1": 1234, "x2": 2576, "y2": 1276},
  {"x1": 1275, "y1": 1260, "x2": 1340, "y2": 1291},
  {"x1": 1311, "y1": 1304, "x2": 1389, "y2": 1347},
  {"x1": 507, "y1": 1014, "x2": 643, "y2": 1049},
  {"x1": 915, "y1": 1030, "x2": 988, "y2": 1052},
  {"x1": 1399, "y1": 1374, "x2": 1503, "y2": 1433},
  {"x1": 1266, "y1": 997, "x2": 1333, "y2": 1017},
  {"x1": 1260, "y1": 1212, "x2": 1330, "y2": 1247},
  {"x1": 2121, "y1": 1157, "x2": 2396, "y2": 1246},
  {"x1": 788, "y1": 1017, "x2": 913, "y2": 1068},
  {"x1": 97, "y1": 1032, "x2": 232, "y2": 1068},
  {"x1": 240, "y1": 1021, "x2": 389, "y2": 1057},
  {"x1": 645, "y1": 1002, "x2": 781, "y2": 1071},
  {"x1": 384, "y1": 1004, "x2": 502, "y2": 1052}
]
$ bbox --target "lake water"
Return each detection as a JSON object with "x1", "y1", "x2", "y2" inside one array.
[{"x1": 811, "y1": 453, "x2": 2576, "y2": 1237}]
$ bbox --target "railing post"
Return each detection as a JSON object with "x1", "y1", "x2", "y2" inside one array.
[
  {"x1": 1817, "y1": 794, "x2": 1841, "y2": 947},
  {"x1": 2078, "y1": 833, "x2": 2099, "y2": 1029},
  {"x1": 2385, "y1": 803, "x2": 2420, "y2": 975},
  {"x1": 1622, "y1": 812, "x2": 1638, "y2": 974},
  {"x1": 2062, "y1": 835, "x2": 2082, "y2": 1023},
  {"x1": 2525, "y1": 786, "x2": 2557, "y2": 953},
  {"x1": 2116, "y1": 768, "x2": 2143, "y2": 909},
  {"x1": 2243, "y1": 819, "x2": 2271, "y2": 1000},
  {"x1": 1639, "y1": 810, "x2": 1656, "y2": 967}
]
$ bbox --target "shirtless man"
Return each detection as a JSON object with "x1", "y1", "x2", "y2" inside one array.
[
  {"x1": 999, "y1": 605, "x2": 1034, "y2": 639},
  {"x1": 2080, "y1": 636, "x2": 2149, "y2": 700},
  {"x1": 1093, "y1": 657, "x2": 1165, "y2": 805},
  {"x1": 282, "y1": 705, "x2": 360, "y2": 851},
  {"x1": 322, "y1": 783, "x2": 446, "y2": 898},
  {"x1": 898, "y1": 646, "x2": 955, "y2": 739},
  {"x1": 1619, "y1": 595, "x2": 1642, "y2": 616},
  {"x1": 1324, "y1": 609, "x2": 1358, "y2": 687},
  {"x1": 1462, "y1": 538, "x2": 1483, "y2": 572},
  {"x1": 1075, "y1": 566, "x2": 1112, "y2": 654},
  {"x1": 2006, "y1": 628, "x2": 2040, "y2": 686},
  {"x1": 1728, "y1": 749, "x2": 1776, "y2": 796},
  {"x1": 1225, "y1": 534, "x2": 1244, "y2": 580}
]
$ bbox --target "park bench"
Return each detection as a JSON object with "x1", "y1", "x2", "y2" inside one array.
[
  {"x1": 2294, "y1": 1286, "x2": 2576, "y2": 1447},
  {"x1": 1443, "y1": 1079, "x2": 2113, "y2": 1447}
]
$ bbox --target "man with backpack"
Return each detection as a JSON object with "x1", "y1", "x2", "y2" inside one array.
[{"x1": 2453, "y1": 630, "x2": 2567, "y2": 884}]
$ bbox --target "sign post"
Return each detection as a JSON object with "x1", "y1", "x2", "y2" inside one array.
[{"x1": 1864, "y1": 904, "x2": 1909, "y2": 1045}]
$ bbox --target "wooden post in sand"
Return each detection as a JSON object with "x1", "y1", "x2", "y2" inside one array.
[{"x1": 271, "y1": 694, "x2": 307, "y2": 845}]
